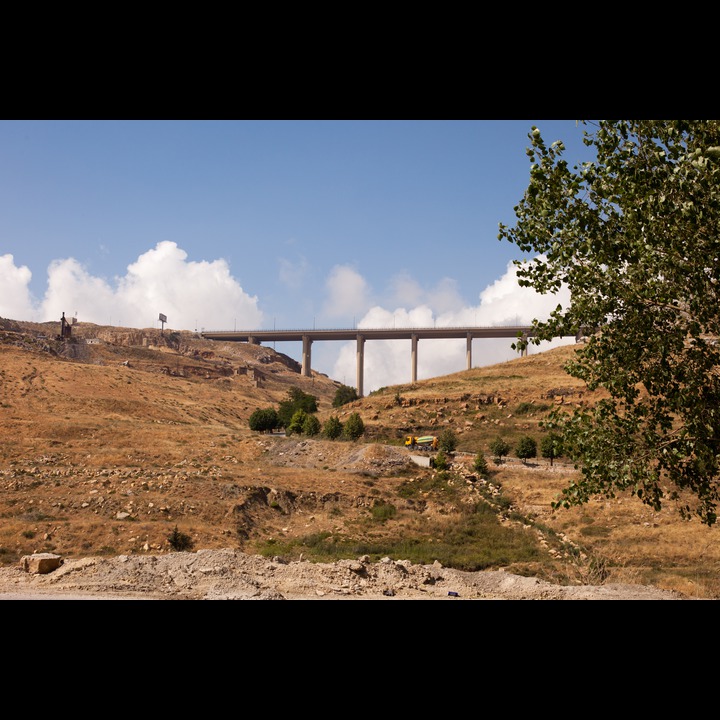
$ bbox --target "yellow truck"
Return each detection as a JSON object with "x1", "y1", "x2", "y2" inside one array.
[{"x1": 405, "y1": 435, "x2": 438, "y2": 451}]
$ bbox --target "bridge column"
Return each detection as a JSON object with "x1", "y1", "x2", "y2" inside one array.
[
  {"x1": 301, "y1": 335, "x2": 312, "y2": 377},
  {"x1": 411, "y1": 334, "x2": 418, "y2": 383},
  {"x1": 466, "y1": 333, "x2": 472, "y2": 370},
  {"x1": 356, "y1": 335, "x2": 365, "y2": 397}
]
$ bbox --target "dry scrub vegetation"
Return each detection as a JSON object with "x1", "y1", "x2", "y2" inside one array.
[{"x1": 1, "y1": 317, "x2": 719, "y2": 599}]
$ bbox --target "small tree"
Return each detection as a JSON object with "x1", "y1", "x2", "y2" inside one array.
[
  {"x1": 438, "y1": 428, "x2": 458, "y2": 453},
  {"x1": 473, "y1": 450, "x2": 489, "y2": 477},
  {"x1": 343, "y1": 412, "x2": 365, "y2": 441},
  {"x1": 302, "y1": 414, "x2": 321, "y2": 437},
  {"x1": 248, "y1": 407, "x2": 279, "y2": 433},
  {"x1": 322, "y1": 415, "x2": 343, "y2": 440},
  {"x1": 433, "y1": 450, "x2": 449, "y2": 471},
  {"x1": 287, "y1": 409, "x2": 308, "y2": 436},
  {"x1": 516, "y1": 435, "x2": 537, "y2": 465},
  {"x1": 277, "y1": 388, "x2": 318, "y2": 428},
  {"x1": 332, "y1": 384, "x2": 359, "y2": 407},
  {"x1": 541, "y1": 431, "x2": 564, "y2": 467},
  {"x1": 489, "y1": 437, "x2": 511, "y2": 464},
  {"x1": 167, "y1": 526, "x2": 193, "y2": 551}
]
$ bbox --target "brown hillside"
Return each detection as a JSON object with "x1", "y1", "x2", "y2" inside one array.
[{"x1": 1, "y1": 318, "x2": 719, "y2": 599}]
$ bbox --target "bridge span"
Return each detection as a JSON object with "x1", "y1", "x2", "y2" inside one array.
[{"x1": 200, "y1": 325, "x2": 534, "y2": 397}]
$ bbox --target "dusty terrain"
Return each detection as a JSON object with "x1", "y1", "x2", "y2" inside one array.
[
  {"x1": 0, "y1": 316, "x2": 717, "y2": 600},
  {"x1": 0, "y1": 548, "x2": 688, "y2": 600}
]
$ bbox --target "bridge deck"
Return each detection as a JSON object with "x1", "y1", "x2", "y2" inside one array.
[{"x1": 200, "y1": 325, "x2": 535, "y2": 343}]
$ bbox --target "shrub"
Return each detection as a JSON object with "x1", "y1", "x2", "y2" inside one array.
[
  {"x1": 438, "y1": 428, "x2": 458, "y2": 453},
  {"x1": 302, "y1": 414, "x2": 321, "y2": 436},
  {"x1": 515, "y1": 401, "x2": 550, "y2": 415},
  {"x1": 167, "y1": 526, "x2": 194, "y2": 551},
  {"x1": 332, "y1": 384, "x2": 359, "y2": 407},
  {"x1": 473, "y1": 450, "x2": 489, "y2": 477},
  {"x1": 248, "y1": 407, "x2": 280, "y2": 433},
  {"x1": 370, "y1": 502, "x2": 397, "y2": 522},
  {"x1": 277, "y1": 388, "x2": 318, "y2": 428},
  {"x1": 433, "y1": 450, "x2": 449, "y2": 471},
  {"x1": 287, "y1": 409, "x2": 308, "y2": 436},
  {"x1": 343, "y1": 412, "x2": 365, "y2": 440},
  {"x1": 322, "y1": 415, "x2": 343, "y2": 440}
]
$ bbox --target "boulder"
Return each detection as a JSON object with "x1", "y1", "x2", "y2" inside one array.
[{"x1": 20, "y1": 553, "x2": 63, "y2": 574}]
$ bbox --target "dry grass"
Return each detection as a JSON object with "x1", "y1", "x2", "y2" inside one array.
[{"x1": 494, "y1": 463, "x2": 720, "y2": 597}]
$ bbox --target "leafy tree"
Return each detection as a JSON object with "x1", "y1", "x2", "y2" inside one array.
[
  {"x1": 302, "y1": 414, "x2": 321, "y2": 436},
  {"x1": 489, "y1": 437, "x2": 511, "y2": 464},
  {"x1": 540, "y1": 431, "x2": 564, "y2": 467},
  {"x1": 332, "y1": 384, "x2": 359, "y2": 407},
  {"x1": 342, "y1": 412, "x2": 365, "y2": 441},
  {"x1": 473, "y1": 450, "x2": 489, "y2": 477},
  {"x1": 438, "y1": 428, "x2": 458, "y2": 453},
  {"x1": 248, "y1": 407, "x2": 280, "y2": 433},
  {"x1": 322, "y1": 415, "x2": 343, "y2": 440},
  {"x1": 277, "y1": 388, "x2": 318, "y2": 428},
  {"x1": 498, "y1": 119, "x2": 720, "y2": 525},
  {"x1": 516, "y1": 435, "x2": 537, "y2": 464},
  {"x1": 287, "y1": 409, "x2": 308, "y2": 436}
]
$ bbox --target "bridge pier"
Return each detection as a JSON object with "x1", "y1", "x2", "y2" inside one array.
[
  {"x1": 356, "y1": 335, "x2": 365, "y2": 397},
  {"x1": 301, "y1": 335, "x2": 312, "y2": 377},
  {"x1": 411, "y1": 334, "x2": 418, "y2": 383},
  {"x1": 466, "y1": 333, "x2": 472, "y2": 370}
]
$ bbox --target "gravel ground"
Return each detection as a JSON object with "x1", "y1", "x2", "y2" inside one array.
[{"x1": 0, "y1": 550, "x2": 695, "y2": 600}]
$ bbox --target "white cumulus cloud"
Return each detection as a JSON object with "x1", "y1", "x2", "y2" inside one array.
[
  {"x1": 1, "y1": 241, "x2": 263, "y2": 331},
  {"x1": 0, "y1": 254, "x2": 37, "y2": 320}
]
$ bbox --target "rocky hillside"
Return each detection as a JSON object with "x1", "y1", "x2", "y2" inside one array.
[{"x1": 2, "y1": 316, "x2": 720, "y2": 599}]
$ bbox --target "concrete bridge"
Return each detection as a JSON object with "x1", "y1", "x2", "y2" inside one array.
[{"x1": 200, "y1": 325, "x2": 535, "y2": 397}]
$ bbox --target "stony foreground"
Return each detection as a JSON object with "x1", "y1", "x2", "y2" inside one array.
[{"x1": 0, "y1": 549, "x2": 694, "y2": 600}]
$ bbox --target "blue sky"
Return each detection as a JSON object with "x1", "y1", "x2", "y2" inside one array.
[{"x1": 0, "y1": 119, "x2": 593, "y2": 393}]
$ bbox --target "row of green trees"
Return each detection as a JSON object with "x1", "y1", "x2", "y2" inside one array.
[
  {"x1": 406, "y1": 427, "x2": 562, "y2": 466},
  {"x1": 466, "y1": 434, "x2": 563, "y2": 483},
  {"x1": 487, "y1": 432, "x2": 564, "y2": 466},
  {"x1": 427, "y1": 432, "x2": 563, "y2": 484},
  {"x1": 248, "y1": 387, "x2": 365, "y2": 441}
]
